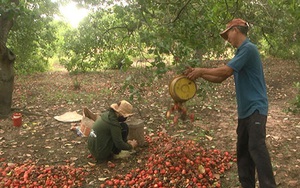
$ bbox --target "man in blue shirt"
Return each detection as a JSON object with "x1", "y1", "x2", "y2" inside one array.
[{"x1": 184, "y1": 18, "x2": 276, "y2": 188}]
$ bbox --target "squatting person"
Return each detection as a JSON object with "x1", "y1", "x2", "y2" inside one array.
[{"x1": 87, "y1": 100, "x2": 137, "y2": 163}]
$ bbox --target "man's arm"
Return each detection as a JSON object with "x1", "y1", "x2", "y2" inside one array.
[{"x1": 185, "y1": 65, "x2": 234, "y2": 83}]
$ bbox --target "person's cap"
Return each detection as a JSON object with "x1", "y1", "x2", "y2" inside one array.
[
  {"x1": 220, "y1": 18, "x2": 249, "y2": 40},
  {"x1": 110, "y1": 100, "x2": 134, "y2": 117}
]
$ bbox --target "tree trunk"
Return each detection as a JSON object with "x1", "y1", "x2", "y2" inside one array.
[
  {"x1": 0, "y1": 0, "x2": 19, "y2": 118},
  {"x1": 0, "y1": 47, "x2": 15, "y2": 118}
]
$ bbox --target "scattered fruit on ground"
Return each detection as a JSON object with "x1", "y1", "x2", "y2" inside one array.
[
  {"x1": 0, "y1": 159, "x2": 89, "y2": 188},
  {"x1": 101, "y1": 132, "x2": 235, "y2": 187}
]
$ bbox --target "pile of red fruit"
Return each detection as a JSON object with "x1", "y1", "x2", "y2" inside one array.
[
  {"x1": 0, "y1": 159, "x2": 89, "y2": 188},
  {"x1": 101, "y1": 132, "x2": 235, "y2": 187},
  {"x1": 166, "y1": 102, "x2": 195, "y2": 124}
]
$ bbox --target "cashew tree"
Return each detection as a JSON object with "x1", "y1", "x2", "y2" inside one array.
[
  {"x1": 0, "y1": 0, "x2": 19, "y2": 117},
  {"x1": 0, "y1": 0, "x2": 58, "y2": 118}
]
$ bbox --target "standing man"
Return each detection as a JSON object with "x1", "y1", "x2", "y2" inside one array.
[
  {"x1": 87, "y1": 100, "x2": 137, "y2": 163},
  {"x1": 184, "y1": 18, "x2": 276, "y2": 188}
]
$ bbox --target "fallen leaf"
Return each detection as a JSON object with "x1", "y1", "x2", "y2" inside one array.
[
  {"x1": 214, "y1": 173, "x2": 220, "y2": 179},
  {"x1": 70, "y1": 157, "x2": 78, "y2": 161},
  {"x1": 88, "y1": 162, "x2": 96, "y2": 167},
  {"x1": 205, "y1": 135, "x2": 213, "y2": 140},
  {"x1": 288, "y1": 180, "x2": 298, "y2": 187},
  {"x1": 98, "y1": 177, "x2": 109, "y2": 181},
  {"x1": 198, "y1": 165, "x2": 205, "y2": 174}
]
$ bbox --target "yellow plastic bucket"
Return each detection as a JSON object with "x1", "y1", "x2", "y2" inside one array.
[{"x1": 169, "y1": 75, "x2": 197, "y2": 102}]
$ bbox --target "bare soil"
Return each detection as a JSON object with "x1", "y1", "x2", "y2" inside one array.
[{"x1": 0, "y1": 58, "x2": 299, "y2": 187}]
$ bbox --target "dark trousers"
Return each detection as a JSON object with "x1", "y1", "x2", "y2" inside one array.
[
  {"x1": 112, "y1": 122, "x2": 129, "y2": 154},
  {"x1": 237, "y1": 111, "x2": 276, "y2": 188}
]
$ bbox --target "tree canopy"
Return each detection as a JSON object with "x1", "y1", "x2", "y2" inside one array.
[
  {"x1": 56, "y1": 0, "x2": 298, "y2": 73},
  {"x1": 1, "y1": 0, "x2": 300, "y2": 73},
  {"x1": 1, "y1": 0, "x2": 299, "y2": 117}
]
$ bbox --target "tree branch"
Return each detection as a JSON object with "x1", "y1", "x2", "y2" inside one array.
[
  {"x1": 225, "y1": 0, "x2": 229, "y2": 14},
  {"x1": 261, "y1": 27, "x2": 273, "y2": 49},
  {"x1": 171, "y1": 0, "x2": 192, "y2": 23},
  {"x1": 0, "y1": 0, "x2": 20, "y2": 52},
  {"x1": 102, "y1": 26, "x2": 128, "y2": 35}
]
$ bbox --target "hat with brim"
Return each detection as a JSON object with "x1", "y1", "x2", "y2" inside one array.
[
  {"x1": 110, "y1": 100, "x2": 134, "y2": 117},
  {"x1": 220, "y1": 18, "x2": 248, "y2": 40}
]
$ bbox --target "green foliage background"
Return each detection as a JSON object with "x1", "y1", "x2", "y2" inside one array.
[
  {"x1": 2, "y1": 0, "x2": 299, "y2": 74},
  {"x1": 56, "y1": 0, "x2": 300, "y2": 73},
  {"x1": 2, "y1": 0, "x2": 58, "y2": 74},
  {"x1": 1, "y1": 0, "x2": 299, "y2": 111}
]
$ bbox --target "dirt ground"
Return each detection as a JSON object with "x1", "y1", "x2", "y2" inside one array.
[{"x1": 0, "y1": 58, "x2": 299, "y2": 187}]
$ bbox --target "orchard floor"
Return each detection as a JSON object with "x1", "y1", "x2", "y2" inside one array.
[{"x1": 0, "y1": 58, "x2": 299, "y2": 187}]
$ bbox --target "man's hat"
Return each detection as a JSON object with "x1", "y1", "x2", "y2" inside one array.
[
  {"x1": 220, "y1": 18, "x2": 249, "y2": 40},
  {"x1": 110, "y1": 100, "x2": 134, "y2": 117}
]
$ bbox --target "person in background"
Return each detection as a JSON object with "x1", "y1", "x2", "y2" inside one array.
[
  {"x1": 184, "y1": 18, "x2": 276, "y2": 188},
  {"x1": 87, "y1": 100, "x2": 137, "y2": 163}
]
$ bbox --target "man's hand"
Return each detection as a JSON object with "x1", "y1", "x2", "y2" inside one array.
[
  {"x1": 184, "y1": 67, "x2": 202, "y2": 80},
  {"x1": 128, "y1": 139, "x2": 138, "y2": 148},
  {"x1": 183, "y1": 66, "x2": 194, "y2": 75}
]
